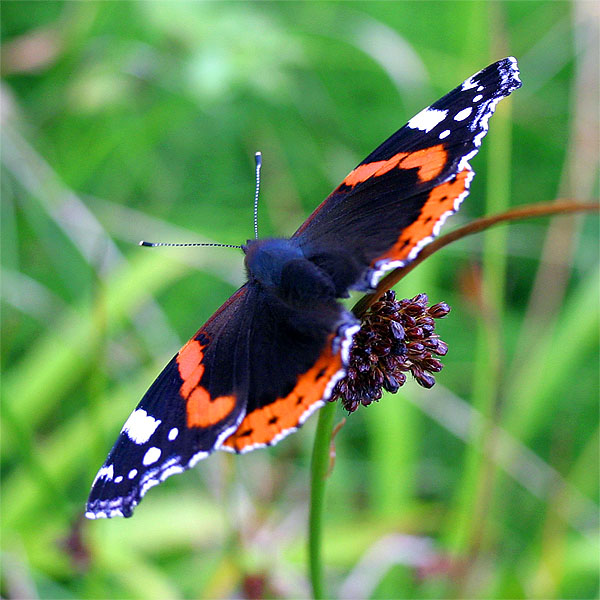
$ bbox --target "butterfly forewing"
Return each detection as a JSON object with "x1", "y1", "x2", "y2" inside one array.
[{"x1": 293, "y1": 57, "x2": 521, "y2": 286}]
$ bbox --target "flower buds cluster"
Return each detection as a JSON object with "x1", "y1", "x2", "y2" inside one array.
[{"x1": 332, "y1": 290, "x2": 450, "y2": 413}]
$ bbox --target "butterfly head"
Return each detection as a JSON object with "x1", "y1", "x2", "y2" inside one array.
[{"x1": 243, "y1": 238, "x2": 303, "y2": 287}]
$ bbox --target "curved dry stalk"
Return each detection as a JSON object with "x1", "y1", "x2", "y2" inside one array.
[{"x1": 353, "y1": 200, "x2": 598, "y2": 317}]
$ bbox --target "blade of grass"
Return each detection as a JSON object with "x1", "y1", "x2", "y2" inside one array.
[
  {"x1": 308, "y1": 401, "x2": 336, "y2": 599},
  {"x1": 567, "y1": 426, "x2": 599, "y2": 515},
  {"x1": 503, "y1": 269, "x2": 599, "y2": 441},
  {"x1": 407, "y1": 385, "x2": 598, "y2": 536}
]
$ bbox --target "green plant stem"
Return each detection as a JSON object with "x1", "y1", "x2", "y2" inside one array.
[{"x1": 308, "y1": 401, "x2": 336, "y2": 599}]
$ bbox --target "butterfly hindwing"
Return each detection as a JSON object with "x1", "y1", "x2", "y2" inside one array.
[{"x1": 220, "y1": 287, "x2": 358, "y2": 453}]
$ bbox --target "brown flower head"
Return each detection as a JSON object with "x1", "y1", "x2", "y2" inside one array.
[{"x1": 332, "y1": 290, "x2": 450, "y2": 413}]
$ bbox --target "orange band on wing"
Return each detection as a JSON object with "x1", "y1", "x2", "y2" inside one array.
[
  {"x1": 187, "y1": 388, "x2": 236, "y2": 427},
  {"x1": 343, "y1": 160, "x2": 393, "y2": 187},
  {"x1": 177, "y1": 337, "x2": 236, "y2": 427},
  {"x1": 342, "y1": 144, "x2": 448, "y2": 188},
  {"x1": 374, "y1": 169, "x2": 470, "y2": 264},
  {"x1": 222, "y1": 336, "x2": 342, "y2": 452},
  {"x1": 399, "y1": 144, "x2": 448, "y2": 183},
  {"x1": 177, "y1": 340, "x2": 206, "y2": 397}
]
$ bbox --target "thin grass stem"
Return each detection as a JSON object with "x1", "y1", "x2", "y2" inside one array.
[{"x1": 308, "y1": 401, "x2": 336, "y2": 599}]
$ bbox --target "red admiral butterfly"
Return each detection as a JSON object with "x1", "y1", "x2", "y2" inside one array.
[{"x1": 86, "y1": 57, "x2": 521, "y2": 519}]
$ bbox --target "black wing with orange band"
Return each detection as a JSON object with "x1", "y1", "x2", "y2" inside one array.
[
  {"x1": 86, "y1": 286, "x2": 251, "y2": 518},
  {"x1": 293, "y1": 57, "x2": 521, "y2": 288},
  {"x1": 86, "y1": 284, "x2": 357, "y2": 518}
]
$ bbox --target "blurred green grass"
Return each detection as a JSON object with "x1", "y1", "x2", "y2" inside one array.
[{"x1": 1, "y1": 2, "x2": 598, "y2": 599}]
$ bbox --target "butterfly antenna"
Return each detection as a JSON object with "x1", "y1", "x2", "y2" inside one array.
[
  {"x1": 253, "y1": 151, "x2": 262, "y2": 240},
  {"x1": 140, "y1": 153, "x2": 262, "y2": 248},
  {"x1": 139, "y1": 240, "x2": 242, "y2": 248}
]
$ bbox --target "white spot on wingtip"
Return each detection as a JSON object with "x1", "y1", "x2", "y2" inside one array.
[
  {"x1": 454, "y1": 107, "x2": 472, "y2": 121},
  {"x1": 85, "y1": 507, "x2": 124, "y2": 519},
  {"x1": 122, "y1": 409, "x2": 161, "y2": 445},
  {"x1": 461, "y1": 76, "x2": 478, "y2": 91},
  {"x1": 86, "y1": 416, "x2": 247, "y2": 520},
  {"x1": 139, "y1": 476, "x2": 161, "y2": 500},
  {"x1": 92, "y1": 463, "x2": 114, "y2": 486},
  {"x1": 114, "y1": 475, "x2": 123, "y2": 484},
  {"x1": 160, "y1": 464, "x2": 184, "y2": 481},
  {"x1": 143, "y1": 446, "x2": 162, "y2": 466},
  {"x1": 407, "y1": 108, "x2": 448, "y2": 133},
  {"x1": 439, "y1": 129, "x2": 450, "y2": 140},
  {"x1": 168, "y1": 427, "x2": 179, "y2": 441},
  {"x1": 472, "y1": 94, "x2": 483, "y2": 102}
]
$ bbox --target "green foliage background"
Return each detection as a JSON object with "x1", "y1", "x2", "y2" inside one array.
[{"x1": 1, "y1": 2, "x2": 598, "y2": 599}]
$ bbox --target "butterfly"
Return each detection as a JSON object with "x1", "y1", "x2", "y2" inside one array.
[{"x1": 86, "y1": 57, "x2": 521, "y2": 519}]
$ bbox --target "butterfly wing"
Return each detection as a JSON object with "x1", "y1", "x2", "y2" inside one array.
[
  {"x1": 86, "y1": 286, "x2": 251, "y2": 518},
  {"x1": 86, "y1": 283, "x2": 357, "y2": 518},
  {"x1": 293, "y1": 57, "x2": 521, "y2": 289}
]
